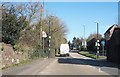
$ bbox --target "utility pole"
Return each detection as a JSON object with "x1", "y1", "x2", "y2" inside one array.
[
  {"x1": 0, "y1": 5, "x2": 3, "y2": 43},
  {"x1": 40, "y1": 0, "x2": 44, "y2": 53},
  {"x1": 42, "y1": 1, "x2": 45, "y2": 54}
]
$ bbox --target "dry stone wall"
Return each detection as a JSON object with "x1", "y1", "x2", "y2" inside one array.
[{"x1": 0, "y1": 43, "x2": 27, "y2": 69}]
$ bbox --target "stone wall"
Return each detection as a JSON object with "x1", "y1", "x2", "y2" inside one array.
[{"x1": 0, "y1": 43, "x2": 27, "y2": 69}]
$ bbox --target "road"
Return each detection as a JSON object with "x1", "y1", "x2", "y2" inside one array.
[{"x1": 2, "y1": 52, "x2": 119, "y2": 75}]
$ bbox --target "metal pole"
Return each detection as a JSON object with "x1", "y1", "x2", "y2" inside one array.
[
  {"x1": 48, "y1": 16, "x2": 54, "y2": 58},
  {"x1": 96, "y1": 22, "x2": 99, "y2": 59},
  {"x1": 83, "y1": 25, "x2": 86, "y2": 49},
  {"x1": 102, "y1": 45, "x2": 104, "y2": 56},
  {"x1": 95, "y1": 22, "x2": 99, "y2": 59},
  {"x1": 97, "y1": 23, "x2": 99, "y2": 39},
  {"x1": 43, "y1": 37, "x2": 44, "y2": 54},
  {"x1": 83, "y1": 25, "x2": 85, "y2": 40}
]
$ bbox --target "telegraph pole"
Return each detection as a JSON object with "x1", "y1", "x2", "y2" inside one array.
[
  {"x1": 40, "y1": 0, "x2": 44, "y2": 52},
  {"x1": 48, "y1": 17, "x2": 51, "y2": 58},
  {"x1": 0, "y1": 5, "x2": 3, "y2": 43},
  {"x1": 42, "y1": 1, "x2": 45, "y2": 53}
]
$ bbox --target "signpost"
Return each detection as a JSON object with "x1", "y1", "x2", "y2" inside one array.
[
  {"x1": 101, "y1": 40, "x2": 105, "y2": 56},
  {"x1": 42, "y1": 31, "x2": 47, "y2": 38},
  {"x1": 95, "y1": 40, "x2": 100, "y2": 59},
  {"x1": 42, "y1": 31, "x2": 47, "y2": 55}
]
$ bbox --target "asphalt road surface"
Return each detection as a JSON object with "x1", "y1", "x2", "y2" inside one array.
[
  {"x1": 38, "y1": 52, "x2": 119, "y2": 75},
  {"x1": 2, "y1": 52, "x2": 119, "y2": 75}
]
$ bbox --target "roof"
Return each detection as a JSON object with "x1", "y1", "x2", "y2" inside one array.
[
  {"x1": 104, "y1": 24, "x2": 117, "y2": 35},
  {"x1": 104, "y1": 24, "x2": 120, "y2": 40}
]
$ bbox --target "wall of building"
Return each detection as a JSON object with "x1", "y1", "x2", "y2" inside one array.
[{"x1": 106, "y1": 28, "x2": 120, "y2": 64}]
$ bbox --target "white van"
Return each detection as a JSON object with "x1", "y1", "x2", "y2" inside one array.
[{"x1": 60, "y1": 44, "x2": 70, "y2": 56}]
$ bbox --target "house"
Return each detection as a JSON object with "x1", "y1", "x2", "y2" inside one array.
[
  {"x1": 104, "y1": 24, "x2": 118, "y2": 40},
  {"x1": 104, "y1": 24, "x2": 120, "y2": 64},
  {"x1": 87, "y1": 38, "x2": 96, "y2": 51}
]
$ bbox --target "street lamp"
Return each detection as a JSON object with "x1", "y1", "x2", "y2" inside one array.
[
  {"x1": 94, "y1": 22, "x2": 99, "y2": 59},
  {"x1": 82, "y1": 25, "x2": 87, "y2": 49},
  {"x1": 83, "y1": 25, "x2": 85, "y2": 40}
]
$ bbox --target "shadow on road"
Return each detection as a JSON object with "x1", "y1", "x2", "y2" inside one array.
[{"x1": 58, "y1": 58, "x2": 120, "y2": 69}]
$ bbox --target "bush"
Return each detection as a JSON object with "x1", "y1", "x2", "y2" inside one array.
[
  {"x1": 30, "y1": 50, "x2": 40, "y2": 59},
  {"x1": 29, "y1": 48, "x2": 48, "y2": 59}
]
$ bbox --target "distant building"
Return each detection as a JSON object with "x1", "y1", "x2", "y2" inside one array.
[
  {"x1": 104, "y1": 24, "x2": 120, "y2": 64},
  {"x1": 87, "y1": 38, "x2": 96, "y2": 51},
  {"x1": 82, "y1": 40, "x2": 87, "y2": 49}
]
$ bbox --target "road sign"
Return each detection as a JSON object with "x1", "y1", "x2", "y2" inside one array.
[
  {"x1": 42, "y1": 31, "x2": 47, "y2": 38},
  {"x1": 101, "y1": 41, "x2": 105, "y2": 46}
]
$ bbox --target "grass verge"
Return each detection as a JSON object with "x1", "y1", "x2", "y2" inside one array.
[{"x1": 79, "y1": 51, "x2": 106, "y2": 59}]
